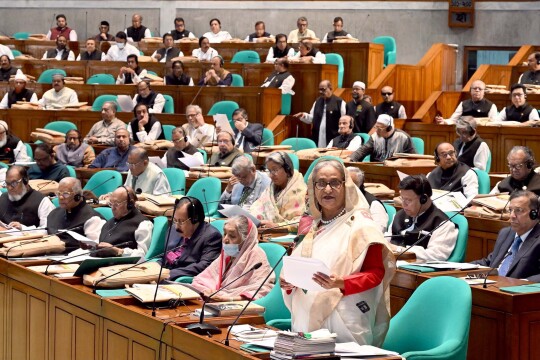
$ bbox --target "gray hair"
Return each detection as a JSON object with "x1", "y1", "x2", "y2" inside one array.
[
  {"x1": 346, "y1": 166, "x2": 364, "y2": 188},
  {"x1": 231, "y1": 156, "x2": 255, "y2": 175},
  {"x1": 312, "y1": 159, "x2": 345, "y2": 182},
  {"x1": 172, "y1": 126, "x2": 186, "y2": 137},
  {"x1": 104, "y1": 101, "x2": 118, "y2": 113},
  {"x1": 266, "y1": 151, "x2": 294, "y2": 177},
  {"x1": 456, "y1": 116, "x2": 477, "y2": 134},
  {"x1": 60, "y1": 177, "x2": 83, "y2": 195},
  {"x1": 227, "y1": 216, "x2": 249, "y2": 242},
  {"x1": 186, "y1": 104, "x2": 202, "y2": 114}
]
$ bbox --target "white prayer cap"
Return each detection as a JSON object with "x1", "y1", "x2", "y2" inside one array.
[
  {"x1": 0, "y1": 120, "x2": 8, "y2": 132},
  {"x1": 14, "y1": 69, "x2": 27, "y2": 82},
  {"x1": 352, "y1": 81, "x2": 365, "y2": 90},
  {"x1": 376, "y1": 114, "x2": 394, "y2": 127}
]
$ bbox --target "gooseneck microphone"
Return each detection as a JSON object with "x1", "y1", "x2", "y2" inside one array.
[{"x1": 185, "y1": 262, "x2": 262, "y2": 335}]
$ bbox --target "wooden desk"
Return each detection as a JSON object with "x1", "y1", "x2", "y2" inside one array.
[{"x1": 391, "y1": 269, "x2": 540, "y2": 360}]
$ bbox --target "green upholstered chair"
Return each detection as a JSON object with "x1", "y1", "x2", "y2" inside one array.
[
  {"x1": 411, "y1": 137, "x2": 425, "y2": 155},
  {"x1": 288, "y1": 153, "x2": 299, "y2": 171},
  {"x1": 325, "y1": 53, "x2": 344, "y2": 88},
  {"x1": 37, "y1": 69, "x2": 67, "y2": 84},
  {"x1": 186, "y1": 177, "x2": 221, "y2": 217},
  {"x1": 373, "y1": 36, "x2": 397, "y2": 66},
  {"x1": 11, "y1": 49, "x2": 22, "y2": 57},
  {"x1": 355, "y1": 133, "x2": 371, "y2": 162},
  {"x1": 91, "y1": 95, "x2": 118, "y2": 111},
  {"x1": 231, "y1": 50, "x2": 260, "y2": 64},
  {"x1": 45, "y1": 121, "x2": 77, "y2": 134},
  {"x1": 162, "y1": 94, "x2": 174, "y2": 113},
  {"x1": 146, "y1": 216, "x2": 169, "y2": 259},
  {"x1": 13, "y1": 32, "x2": 30, "y2": 40},
  {"x1": 382, "y1": 276, "x2": 472, "y2": 360},
  {"x1": 209, "y1": 219, "x2": 226, "y2": 235},
  {"x1": 383, "y1": 203, "x2": 397, "y2": 227},
  {"x1": 445, "y1": 212, "x2": 469, "y2": 263},
  {"x1": 24, "y1": 143, "x2": 33, "y2": 161},
  {"x1": 485, "y1": 152, "x2": 492, "y2": 173},
  {"x1": 83, "y1": 170, "x2": 123, "y2": 198},
  {"x1": 162, "y1": 124, "x2": 175, "y2": 141},
  {"x1": 231, "y1": 74, "x2": 244, "y2": 87},
  {"x1": 162, "y1": 168, "x2": 186, "y2": 195},
  {"x1": 197, "y1": 149, "x2": 208, "y2": 163},
  {"x1": 280, "y1": 138, "x2": 316, "y2": 152},
  {"x1": 473, "y1": 168, "x2": 490, "y2": 195},
  {"x1": 262, "y1": 128, "x2": 274, "y2": 146},
  {"x1": 94, "y1": 207, "x2": 113, "y2": 221},
  {"x1": 303, "y1": 156, "x2": 344, "y2": 183},
  {"x1": 66, "y1": 165, "x2": 76, "y2": 177},
  {"x1": 87, "y1": 73, "x2": 115, "y2": 85},
  {"x1": 207, "y1": 101, "x2": 239, "y2": 121}
]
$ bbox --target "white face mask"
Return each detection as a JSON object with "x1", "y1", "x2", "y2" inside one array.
[
  {"x1": 223, "y1": 243, "x2": 240, "y2": 257},
  {"x1": 117, "y1": 42, "x2": 125, "y2": 50}
]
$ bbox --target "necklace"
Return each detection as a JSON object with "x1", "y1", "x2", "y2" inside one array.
[{"x1": 320, "y1": 208, "x2": 346, "y2": 225}]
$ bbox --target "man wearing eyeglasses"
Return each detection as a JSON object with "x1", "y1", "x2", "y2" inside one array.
[
  {"x1": 491, "y1": 146, "x2": 540, "y2": 195},
  {"x1": 497, "y1": 83, "x2": 539, "y2": 124},
  {"x1": 131, "y1": 81, "x2": 165, "y2": 114},
  {"x1": 182, "y1": 105, "x2": 215, "y2": 149},
  {"x1": 94, "y1": 186, "x2": 153, "y2": 258},
  {"x1": 47, "y1": 177, "x2": 105, "y2": 253},
  {"x1": 385, "y1": 175, "x2": 458, "y2": 261},
  {"x1": 28, "y1": 143, "x2": 70, "y2": 182},
  {"x1": 93, "y1": 21, "x2": 115, "y2": 43},
  {"x1": 427, "y1": 142, "x2": 479, "y2": 201},
  {"x1": 452, "y1": 116, "x2": 491, "y2": 171},
  {"x1": 116, "y1": 54, "x2": 147, "y2": 85},
  {"x1": 161, "y1": 196, "x2": 222, "y2": 281},
  {"x1": 162, "y1": 127, "x2": 203, "y2": 171},
  {"x1": 0, "y1": 166, "x2": 55, "y2": 230},
  {"x1": 436, "y1": 80, "x2": 497, "y2": 124},
  {"x1": 170, "y1": 17, "x2": 196, "y2": 40},
  {"x1": 210, "y1": 131, "x2": 242, "y2": 167},
  {"x1": 89, "y1": 128, "x2": 134, "y2": 172},
  {"x1": 346, "y1": 81, "x2": 376, "y2": 134},
  {"x1": 287, "y1": 16, "x2": 317, "y2": 44},
  {"x1": 471, "y1": 190, "x2": 540, "y2": 281},
  {"x1": 374, "y1": 86, "x2": 407, "y2": 119},
  {"x1": 124, "y1": 147, "x2": 171, "y2": 195}
]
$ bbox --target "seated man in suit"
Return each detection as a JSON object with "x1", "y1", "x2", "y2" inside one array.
[
  {"x1": 161, "y1": 196, "x2": 222, "y2": 281},
  {"x1": 94, "y1": 186, "x2": 153, "y2": 258},
  {"x1": 54, "y1": 129, "x2": 95, "y2": 168},
  {"x1": 230, "y1": 108, "x2": 263, "y2": 154},
  {"x1": 471, "y1": 190, "x2": 540, "y2": 281},
  {"x1": 38, "y1": 74, "x2": 79, "y2": 109},
  {"x1": 349, "y1": 114, "x2": 415, "y2": 162},
  {"x1": 210, "y1": 131, "x2": 243, "y2": 166},
  {"x1": 427, "y1": 142, "x2": 478, "y2": 201},
  {"x1": 41, "y1": 35, "x2": 75, "y2": 61},
  {"x1": 116, "y1": 54, "x2": 147, "y2": 85},
  {"x1": 124, "y1": 147, "x2": 171, "y2": 195},
  {"x1": 491, "y1": 146, "x2": 540, "y2": 195},
  {"x1": 452, "y1": 116, "x2": 491, "y2": 171},
  {"x1": 47, "y1": 177, "x2": 105, "y2": 253},
  {"x1": 385, "y1": 175, "x2": 458, "y2": 261},
  {"x1": 151, "y1": 33, "x2": 183, "y2": 63},
  {"x1": 347, "y1": 166, "x2": 388, "y2": 232},
  {"x1": 220, "y1": 156, "x2": 271, "y2": 210},
  {"x1": 436, "y1": 80, "x2": 497, "y2": 124},
  {"x1": 28, "y1": 143, "x2": 70, "y2": 182},
  {"x1": 162, "y1": 126, "x2": 203, "y2": 171},
  {"x1": 89, "y1": 128, "x2": 134, "y2": 172},
  {"x1": 0, "y1": 165, "x2": 55, "y2": 229},
  {"x1": 326, "y1": 115, "x2": 362, "y2": 152}
]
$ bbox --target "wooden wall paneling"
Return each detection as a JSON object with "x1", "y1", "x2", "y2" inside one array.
[
  {"x1": 508, "y1": 45, "x2": 537, "y2": 66},
  {"x1": 166, "y1": 346, "x2": 198, "y2": 360},
  {"x1": 464, "y1": 64, "x2": 512, "y2": 91},
  {"x1": 0, "y1": 275, "x2": 6, "y2": 360},
  {"x1": 467, "y1": 306, "x2": 508, "y2": 360},
  {"x1": 395, "y1": 65, "x2": 424, "y2": 118},
  {"x1": 367, "y1": 43, "x2": 386, "y2": 85},
  {"x1": 102, "y1": 319, "x2": 161, "y2": 360},
  {"x1": 519, "y1": 312, "x2": 540, "y2": 360}
]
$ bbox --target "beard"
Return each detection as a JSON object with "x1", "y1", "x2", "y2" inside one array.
[{"x1": 8, "y1": 186, "x2": 27, "y2": 202}]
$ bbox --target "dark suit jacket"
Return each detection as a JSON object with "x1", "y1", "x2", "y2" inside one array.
[
  {"x1": 471, "y1": 223, "x2": 540, "y2": 282},
  {"x1": 234, "y1": 123, "x2": 263, "y2": 153},
  {"x1": 162, "y1": 222, "x2": 222, "y2": 280}
]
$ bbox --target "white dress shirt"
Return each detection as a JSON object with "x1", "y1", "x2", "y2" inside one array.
[
  {"x1": 192, "y1": 47, "x2": 219, "y2": 61},
  {"x1": 0, "y1": 92, "x2": 38, "y2": 109},
  {"x1": 131, "y1": 93, "x2": 165, "y2": 114},
  {"x1": 300, "y1": 100, "x2": 347, "y2": 147},
  {"x1": 42, "y1": 49, "x2": 75, "y2": 61},
  {"x1": 128, "y1": 120, "x2": 163, "y2": 142},
  {"x1": 121, "y1": 220, "x2": 154, "y2": 258},
  {"x1": 202, "y1": 31, "x2": 232, "y2": 43},
  {"x1": 106, "y1": 43, "x2": 140, "y2": 62}
]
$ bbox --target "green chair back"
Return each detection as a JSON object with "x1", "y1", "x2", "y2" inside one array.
[
  {"x1": 473, "y1": 168, "x2": 490, "y2": 195},
  {"x1": 0, "y1": 163, "x2": 8, "y2": 169},
  {"x1": 66, "y1": 165, "x2": 76, "y2": 177},
  {"x1": 87, "y1": 73, "x2": 115, "y2": 85},
  {"x1": 304, "y1": 156, "x2": 344, "y2": 183},
  {"x1": 231, "y1": 50, "x2": 260, "y2": 64},
  {"x1": 147, "y1": 70, "x2": 158, "y2": 76},
  {"x1": 288, "y1": 153, "x2": 300, "y2": 171},
  {"x1": 92, "y1": 95, "x2": 118, "y2": 111},
  {"x1": 83, "y1": 170, "x2": 123, "y2": 197},
  {"x1": 24, "y1": 143, "x2": 33, "y2": 161},
  {"x1": 37, "y1": 69, "x2": 67, "y2": 84},
  {"x1": 94, "y1": 207, "x2": 113, "y2": 220},
  {"x1": 373, "y1": 36, "x2": 397, "y2": 66},
  {"x1": 280, "y1": 137, "x2": 316, "y2": 152},
  {"x1": 45, "y1": 121, "x2": 77, "y2": 135},
  {"x1": 382, "y1": 276, "x2": 471, "y2": 360},
  {"x1": 146, "y1": 216, "x2": 169, "y2": 259},
  {"x1": 13, "y1": 32, "x2": 30, "y2": 40},
  {"x1": 254, "y1": 243, "x2": 290, "y2": 323},
  {"x1": 231, "y1": 74, "x2": 244, "y2": 87},
  {"x1": 210, "y1": 219, "x2": 226, "y2": 235},
  {"x1": 162, "y1": 94, "x2": 174, "y2": 114},
  {"x1": 325, "y1": 53, "x2": 344, "y2": 88},
  {"x1": 186, "y1": 177, "x2": 221, "y2": 217},
  {"x1": 162, "y1": 168, "x2": 186, "y2": 195},
  {"x1": 197, "y1": 148, "x2": 208, "y2": 163},
  {"x1": 207, "y1": 101, "x2": 239, "y2": 121},
  {"x1": 383, "y1": 203, "x2": 397, "y2": 227},
  {"x1": 485, "y1": 152, "x2": 492, "y2": 173},
  {"x1": 52, "y1": 197, "x2": 60, "y2": 207},
  {"x1": 411, "y1": 137, "x2": 424, "y2": 155},
  {"x1": 281, "y1": 93, "x2": 292, "y2": 115},
  {"x1": 162, "y1": 124, "x2": 175, "y2": 141},
  {"x1": 355, "y1": 133, "x2": 371, "y2": 161},
  {"x1": 446, "y1": 212, "x2": 469, "y2": 263},
  {"x1": 11, "y1": 50, "x2": 22, "y2": 57},
  {"x1": 262, "y1": 128, "x2": 274, "y2": 146}
]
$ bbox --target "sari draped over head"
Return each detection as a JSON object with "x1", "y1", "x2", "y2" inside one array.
[
  {"x1": 192, "y1": 218, "x2": 274, "y2": 300},
  {"x1": 283, "y1": 161, "x2": 396, "y2": 346},
  {"x1": 250, "y1": 170, "x2": 307, "y2": 232}
]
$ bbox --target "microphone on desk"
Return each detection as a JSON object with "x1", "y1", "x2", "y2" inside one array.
[
  {"x1": 185, "y1": 261, "x2": 263, "y2": 335},
  {"x1": 82, "y1": 175, "x2": 117, "y2": 203},
  {"x1": 224, "y1": 236, "x2": 300, "y2": 346},
  {"x1": 253, "y1": 128, "x2": 286, "y2": 171},
  {"x1": 431, "y1": 184, "x2": 467, "y2": 201},
  {"x1": 480, "y1": 248, "x2": 516, "y2": 289}
]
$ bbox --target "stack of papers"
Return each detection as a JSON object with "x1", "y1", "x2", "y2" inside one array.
[
  {"x1": 125, "y1": 284, "x2": 201, "y2": 303},
  {"x1": 334, "y1": 342, "x2": 399, "y2": 358},
  {"x1": 230, "y1": 325, "x2": 278, "y2": 343},
  {"x1": 399, "y1": 261, "x2": 486, "y2": 273},
  {"x1": 271, "y1": 329, "x2": 336, "y2": 359},
  {"x1": 282, "y1": 257, "x2": 330, "y2": 291}
]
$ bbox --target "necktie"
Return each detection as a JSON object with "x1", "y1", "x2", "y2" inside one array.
[
  {"x1": 498, "y1": 236, "x2": 523, "y2": 276},
  {"x1": 131, "y1": 176, "x2": 138, "y2": 190},
  {"x1": 238, "y1": 186, "x2": 252, "y2": 206}
]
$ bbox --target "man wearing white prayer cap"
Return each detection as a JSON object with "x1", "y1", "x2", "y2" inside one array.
[
  {"x1": 0, "y1": 70, "x2": 38, "y2": 109},
  {"x1": 346, "y1": 80, "x2": 376, "y2": 133},
  {"x1": 348, "y1": 114, "x2": 416, "y2": 162},
  {"x1": 0, "y1": 119, "x2": 31, "y2": 163}
]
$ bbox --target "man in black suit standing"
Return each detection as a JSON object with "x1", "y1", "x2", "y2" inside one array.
[
  {"x1": 161, "y1": 197, "x2": 222, "y2": 281},
  {"x1": 471, "y1": 190, "x2": 540, "y2": 281},
  {"x1": 231, "y1": 108, "x2": 263, "y2": 154}
]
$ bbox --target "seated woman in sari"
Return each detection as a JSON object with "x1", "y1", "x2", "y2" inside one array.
[
  {"x1": 191, "y1": 216, "x2": 274, "y2": 301},
  {"x1": 280, "y1": 159, "x2": 396, "y2": 345},
  {"x1": 250, "y1": 151, "x2": 307, "y2": 232}
]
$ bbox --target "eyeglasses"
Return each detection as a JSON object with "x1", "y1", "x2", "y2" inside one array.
[
  {"x1": 399, "y1": 196, "x2": 416, "y2": 206},
  {"x1": 172, "y1": 138, "x2": 184, "y2": 144},
  {"x1": 512, "y1": 93, "x2": 525, "y2": 98},
  {"x1": 381, "y1": 92, "x2": 393, "y2": 96},
  {"x1": 173, "y1": 217, "x2": 191, "y2": 225},
  {"x1": 314, "y1": 180, "x2": 345, "y2": 190},
  {"x1": 5, "y1": 179, "x2": 22, "y2": 188},
  {"x1": 107, "y1": 199, "x2": 127, "y2": 208},
  {"x1": 508, "y1": 162, "x2": 527, "y2": 170},
  {"x1": 266, "y1": 167, "x2": 283, "y2": 175},
  {"x1": 438, "y1": 150, "x2": 456, "y2": 158},
  {"x1": 508, "y1": 207, "x2": 526, "y2": 215},
  {"x1": 127, "y1": 160, "x2": 143, "y2": 168},
  {"x1": 186, "y1": 113, "x2": 199, "y2": 118},
  {"x1": 55, "y1": 191, "x2": 77, "y2": 199},
  {"x1": 319, "y1": 87, "x2": 328, "y2": 92}
]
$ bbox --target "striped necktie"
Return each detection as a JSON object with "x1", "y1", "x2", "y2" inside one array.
[{"x1": 498, "y1": 236, "x2": 523, "y2": 277}]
